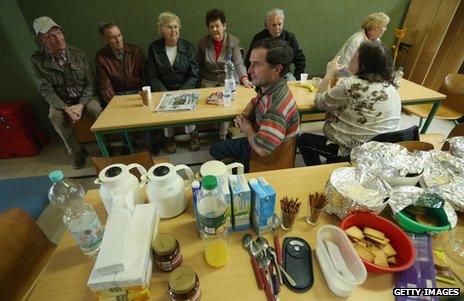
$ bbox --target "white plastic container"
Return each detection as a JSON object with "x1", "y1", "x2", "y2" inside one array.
[
  {"x1": 382, "y1": 173, "x2": 422, "y2": 187},
  {"x1": 316, "y1": 225, "x2": 367, "y2": 297}
]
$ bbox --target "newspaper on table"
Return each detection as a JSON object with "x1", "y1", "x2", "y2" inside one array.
[{"x1": 155, "y1": 91, "x2": 199, "y2": 112}]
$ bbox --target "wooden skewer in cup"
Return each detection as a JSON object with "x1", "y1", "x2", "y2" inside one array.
[
  {"x1": 280, "y1": 196, "x2": 301, "y2": 230},
  {"x1": 306, "y1": 192, "x2": 327, "y2": 225}
]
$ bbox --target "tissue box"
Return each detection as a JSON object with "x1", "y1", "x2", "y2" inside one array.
[
  {"x1": 249, "y1": 177, "x2": 276, "y2": 235},
  {"x1": 94, "y1": 207, "x2": 132, "y2": 275},
  {"x1": 88, "y1": 203, "x2": 158, "y2": 290},
  {"x1": 95, "y1": 257, "x2": 153, "y2": 300},
  {"x1": 229, "y1": 175, "x2": 251, "y2": 231}
]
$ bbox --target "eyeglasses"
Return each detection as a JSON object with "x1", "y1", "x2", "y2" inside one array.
[{"x1": 164, "y1": 25, "x2": 179, "y2": 30}]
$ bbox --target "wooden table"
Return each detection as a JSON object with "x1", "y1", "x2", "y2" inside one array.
[
  {"x1": 29, "y1": 163, "x2": 463, "y2": 300},
  {"x1": 91, "y1": 80, "x2": 445, "y2": 156}
]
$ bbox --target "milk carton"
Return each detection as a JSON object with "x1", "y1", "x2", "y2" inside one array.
[
  {"x1": 218, "y1": 176, "x2": 232, "y2": 232},
  {"x1": 229, "y1": 175, "x2": 251, "y2": 231},
  {"x1": 249, "y1": 177, "x2": 276, "y2": 235}
]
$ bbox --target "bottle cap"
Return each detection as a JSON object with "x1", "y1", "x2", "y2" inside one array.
[
  {"x1": 169, "y1": 265, "x2": 196, "y2": 294},
  {"x1": 191, "y1": 180, "x2": 201, "y2": 189},
  {"x1": 202, "y1": 175, "x2": 218, "y2": 190},
  {"x1": 153, "y1": 233, "x2": 177, "y2": 255},
  {"x1": 49, "y1": 170, "x2": 64, "y2": 183}
]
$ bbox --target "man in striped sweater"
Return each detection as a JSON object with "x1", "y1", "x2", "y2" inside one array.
[{"x1": 210, "y1": 38, "x2": 300, "y2": 172}]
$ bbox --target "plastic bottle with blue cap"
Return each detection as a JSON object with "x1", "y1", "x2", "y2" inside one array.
[{"x1": 48, "y1": 170, "x2": 104, "y2": 256}]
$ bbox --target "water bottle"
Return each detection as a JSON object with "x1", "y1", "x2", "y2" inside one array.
[
  {"x1": 224, "y1": 53, "x2": 236, "y2": 101},
  {"x1": 48, "y1": 170, "x2": 104, "y2": 256},
  {"x1": 223, "y1": 83, "x2": 232, "y2": 107},
  {"x1": 197, "y1": 175, "x2": 229, "y2": 267},
  {"x1": 395, "y1": 67, "x2": 404, "y2": 86}
]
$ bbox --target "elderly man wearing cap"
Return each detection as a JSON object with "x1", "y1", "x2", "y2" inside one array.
[{"x1": 30, "y1": 16, "x2": 102, "y2": 169}]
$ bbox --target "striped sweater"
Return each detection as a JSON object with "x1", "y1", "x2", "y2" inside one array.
[{"x1": 251, "y1": 79, "x2": 300, "y2": 154}]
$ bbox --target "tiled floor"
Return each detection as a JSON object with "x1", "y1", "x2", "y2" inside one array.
[{"x1": 0, "y1": 112, "x2": 455, "y2": 182}]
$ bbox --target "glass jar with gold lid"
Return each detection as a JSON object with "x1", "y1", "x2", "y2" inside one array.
[
  {"x1": 153, "y1": 233, "x2": 182, "y2": 272},
  {"x1": 168, "y1": 265, "x2": 201, "y2": 301}
]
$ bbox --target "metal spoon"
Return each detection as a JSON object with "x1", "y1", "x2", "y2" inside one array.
[
  {"x1": 256, "y1": 236, "x2": 270, "y2": 258},
  {"x1": 250, "y1": 240, "x2": 262, "y2": 260},
  {"x1": 268, "y1": 246, "x2": 283, "y2": 285},
  {"x1": 242, "y1": 234, "x2": 264, "y2": 290},
  {"x1": 242, "y1": 234, "x2": 253, "y2": 251},
  {"x1": 256, "y1": 236, "x2": 296, "y2": 286},
  {"x1": 256, "y1": 249, "x2": 275, "y2": 301},
  {"x1": 272, "y1": 214, "x2": 283, "y2": 265},
  {"x1": 279, "y1": 265, "x2": 297, "y2": 287}
]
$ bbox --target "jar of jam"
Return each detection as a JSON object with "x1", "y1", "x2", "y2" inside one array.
[
  {"x1": 153, "y1": 233, "x2": 182, "y2": 272},
  {"x1": 168, "y1": 265, "x2": 201, "y2": 301}
]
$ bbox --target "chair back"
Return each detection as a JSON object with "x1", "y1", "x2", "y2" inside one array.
[
  {"x1": 440, "y1": 73, "x2": 464, "y2": 113},
  {"x1": 92, "y1": 152, "x2": 169, "y2": 178},
  {"x1": 249, "y1": 137, "x2": 296, "y2": 172},
  {"x1": 371, "y1": 125, "x2": 419, "y2": 143},
  {"x1": 0, "y1": 208, "x2": 55, "y2": 301},
  {"x1": 397, "y1": 141, "x2": 434, "y2": 151},
  {"x1": 441, "y1": 123, "x2": 464, "y2": 151}
]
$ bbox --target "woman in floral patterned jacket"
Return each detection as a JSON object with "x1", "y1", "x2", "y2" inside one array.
[{"x1": 297, "y1": 41, "x2": 401, "y2": 166}]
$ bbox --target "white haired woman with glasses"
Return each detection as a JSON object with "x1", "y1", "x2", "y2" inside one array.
[{"x1": 146, "y1": 11, "x2": 200, "y2": 153}]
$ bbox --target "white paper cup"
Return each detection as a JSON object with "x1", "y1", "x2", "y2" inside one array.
[
  {"x1": 142, "y1": 86, "x2": 152, "y2": 100},
  {"x1": 300, "y1": 73, "x2": 308, "y2": 85}
]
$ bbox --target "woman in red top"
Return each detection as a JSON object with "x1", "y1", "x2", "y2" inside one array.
[{"x1": 196, "y1": 9, "x2": 253, "y2": 140}]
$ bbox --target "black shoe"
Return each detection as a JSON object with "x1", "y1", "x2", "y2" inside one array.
[
  {"x1": 189, "y1": 130, "x2": 200, "y2": 151},
  {"x1": 147, "y1": 144, "x2": 160, "y2": 156},
  {"x1": 72, "y1": 148, "x2": 89, "y2": 169}
]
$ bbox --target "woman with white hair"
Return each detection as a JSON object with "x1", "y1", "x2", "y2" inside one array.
[
  {"x1": 337, "y1": 12, "x2": 390, "y2": 69},
  {"x1": 147, "y1": 11, "x2": 200, "y2": 153}
]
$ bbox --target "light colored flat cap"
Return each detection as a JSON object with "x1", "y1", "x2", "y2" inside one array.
[{"x1": 33, "y1": 16, "x2": 61, "y2": 35}]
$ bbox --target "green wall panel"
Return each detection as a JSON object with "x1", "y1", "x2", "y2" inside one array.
[
  {"x1": 0, "y1": 0, "x2": 50, "y2": 132},
  {"x1": 17, "y1": 0, "x2": 410, "y2": 75},
  {"x1": 1, "y1": 0, "x2": 410, "y2": 133}
]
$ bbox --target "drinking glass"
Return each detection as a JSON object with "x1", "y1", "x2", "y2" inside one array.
[{"x1": 306, "y1": 203, "x2": 324, "y2": 225}]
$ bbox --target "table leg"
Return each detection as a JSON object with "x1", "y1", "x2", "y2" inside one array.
[
  {"x1": 95, "y1": 132, "x2": 109, "y2": 157},
  {"x1": 122, "y1": 132, "x2": 134, "y2": 154},
  {"x1": 420, "y1": 100, "x2": 441, "y2": 134}
]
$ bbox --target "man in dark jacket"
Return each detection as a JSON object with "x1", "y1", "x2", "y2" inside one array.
[
  {"x1": 245, "y1": 8, "x2": 306, "y2": 80},
  {"x1": 30, "y1": 16, "x2": 101, "y2": 169}
]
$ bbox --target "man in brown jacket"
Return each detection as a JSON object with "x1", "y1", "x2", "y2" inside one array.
[
  {"x1": 95, "y1": 22, "x2": 161, "y2": 154},
  {"x1": 31, "y1": 16, "x2": 101, "y2": 169},
  {"x1": 95, "y1": 22, "x2": 148, "y2": 103}
]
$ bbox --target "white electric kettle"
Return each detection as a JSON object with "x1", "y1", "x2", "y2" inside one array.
[
  {"x1": 199, "y1": 160, "x2": 244, "y2": 179},
  {"x1": 143, "y1": 163, "x2": 194, "y2": 218},
  {"x1": 94, "y1": 163, "x2": 147, "y2": 213}
]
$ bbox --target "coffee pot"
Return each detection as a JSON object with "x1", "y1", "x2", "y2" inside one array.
[
  {"x1": 94, "y1": 163, "x2": 147, "y2": 213},
  {"x1": 143, "y1": 163, "x2": 194, "y2": 218}
]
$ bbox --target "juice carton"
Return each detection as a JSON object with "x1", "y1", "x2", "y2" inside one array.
[
  {"x1": 249, "y1": 177, "x2": 276, "y2": 235},
  {"x1": 228, "y1": 175, "x2": 251, "y2": 231}
]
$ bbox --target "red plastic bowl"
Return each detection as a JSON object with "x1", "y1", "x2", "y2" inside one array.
[{"x1": 340, "y1": 213, "x2": 416, "y2": 273}]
